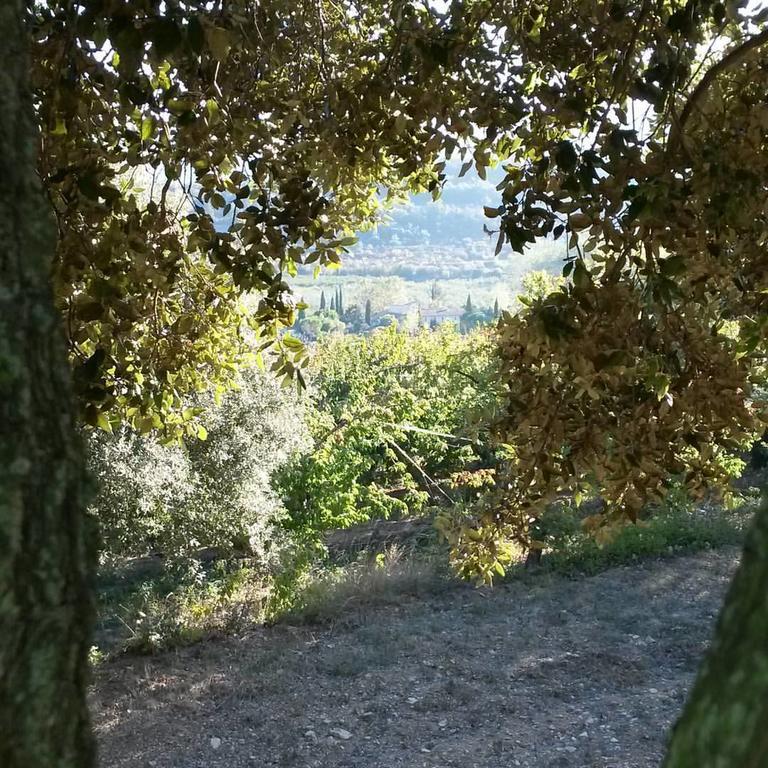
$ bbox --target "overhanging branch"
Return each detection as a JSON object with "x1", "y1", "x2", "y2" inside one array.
[{"x1": 669, "y1": 27, "x2": 768, "y2": 152}]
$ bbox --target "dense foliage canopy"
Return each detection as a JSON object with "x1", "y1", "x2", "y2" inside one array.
[
  {"x1": 279, "y1": 324, "x2": 497, "y2": 535},
  {"x1": 89, "y1": 365, "x2": 309, "y2": 560},
  {"x1": 33, "y1": 0, "x2": 492, "y2": 434},
  {"x1": 451, "y1": 6, "x2": 768, "y2": 575},
  {"x1": 34, "y1": 3, "x2": 768, "y2": 543}
]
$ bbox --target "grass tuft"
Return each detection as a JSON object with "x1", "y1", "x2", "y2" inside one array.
[
  {"x1": 94, "y1": 499, "x2": 753, "y2": 655},
  {"x1": 275, "y1": 544, "x2": 455, "y2": 625},
  {"x1": 535, "y1": 504, "x2": 750, "y2": 578}
]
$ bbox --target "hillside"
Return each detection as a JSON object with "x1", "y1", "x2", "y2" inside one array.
[
  {"x1": 290, "y1": 164, "x2": 565, "y2": 312},
  {"x1": 92, "y1": 549, "x2": 737, "y2": 768}
]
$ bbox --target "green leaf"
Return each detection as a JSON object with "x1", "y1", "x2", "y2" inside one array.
[
  {"x1": 660, "y1": 255, "x2": 686, "y2": 276},
  {"x1": 137, "y1": 416, "x2": 155, "y2": 434},
  {"x1": 176, "y1": 315, "x2": 194, "y2": 334},
  {"x1": 206, "y1": 25, "x2": 233, "y2": 61},
  {"x1": 96, "y1": 412, "x2": 113, "y2": 433},
  {"x1": 282, "y1": 334, "x2": 303, "y2": 350},
  {"x1": 573, "y1": 260, "x2": 590, "y2": 290},
  {"x1": 51, "y1": 117, "x2": 68, "y2": 136},
  {"x1": 649, "y1": 373, "x2": 671, "y2": 400},
  {"x1": 206, "y1": 99, "x2": 220, "y2": 121},
  {"x1": 140, "y1": 116, "x2": 154, "y2": 141}
]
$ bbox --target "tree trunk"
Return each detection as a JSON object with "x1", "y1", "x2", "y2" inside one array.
[
  {"x1": 0, "y1": 3, "x2": 97, "y2": 766},
  {"x1": 525, "y1": 546, "x2": 543, "y2": 569},
  {"x1": 662, "y1": 500, "x2": 768, "y2": 766}
]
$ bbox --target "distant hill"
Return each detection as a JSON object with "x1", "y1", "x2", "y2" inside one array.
[
  {"x1": 205, "y1": 160, "x2": 564, "y2": 285},
  {"x1": 204, "y1": 160, "x2": 566, "y2": 311},
  {"x1": 312, "y1": 161, "x2": 564, "y2": 283}
]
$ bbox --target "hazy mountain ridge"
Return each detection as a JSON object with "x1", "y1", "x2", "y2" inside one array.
[
  {"x1": 289, "y1": 164, "x2": 565, "y2": 312},
  {"x1": 303, "y1": 163, "x2": 564, "y2": 283}
]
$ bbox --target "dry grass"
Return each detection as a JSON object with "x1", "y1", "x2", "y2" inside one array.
[{"x1": 278, "y1": 544, "x2": 457, "y2": 625}]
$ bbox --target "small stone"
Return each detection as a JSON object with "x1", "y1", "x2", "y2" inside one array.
[
  {"x1": 305, "y1": 730, "x2": 318, "y2": 742},
  {"x1": 330, "y1": 728, "x2": 353, "y2": 740},
  {"x1": 210, "y1": 737, "x2": 221, "y2": 750},
  {"x1": 438, "y1": 719, "x2": 448, "y2": 728},
  {"x1": 407, "y1": 697, "x2": 418, "y2": 704}
]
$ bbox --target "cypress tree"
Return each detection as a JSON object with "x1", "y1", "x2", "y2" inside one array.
[
  {"x1": 365, "y1": 298, "x2": 372, "y2": 325},
  {"x1": 320, "y1": 290, "x2": 326, "y2": 310}
]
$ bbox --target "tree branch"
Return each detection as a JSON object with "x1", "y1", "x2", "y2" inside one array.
[
  {"x1": 386, "y1": 438, "x2": 455, "y2": 504},
  {"x1": 669, "y1": 27, "x2": 768, "y2": 153}
]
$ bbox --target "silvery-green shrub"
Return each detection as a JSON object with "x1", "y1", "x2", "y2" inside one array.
[{"x1": 88, "y1": 366, "x2": 311, "y2": 565}]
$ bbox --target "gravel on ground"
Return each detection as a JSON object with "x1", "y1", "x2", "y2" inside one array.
[{"x1": 92, "y1": 548, "x2": 739, "y2": 768}]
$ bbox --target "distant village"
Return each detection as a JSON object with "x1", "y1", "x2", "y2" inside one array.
[{"x1": 294, "y1": 284, "x2": 502, "y2": 340}]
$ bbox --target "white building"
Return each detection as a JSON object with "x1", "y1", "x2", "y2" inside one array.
[
  {"x1": 419, "y1": 306, "x2": 464, "y2": 327},
  {"x1": 382, "y1": 301, "x2": 421, "y2": 319}
]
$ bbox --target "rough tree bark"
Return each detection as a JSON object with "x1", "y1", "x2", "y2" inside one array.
[
  {"x1": 663, "y1": 501, "x2": 768, "y2": 766},
  {"x1": 0, "y1": 2, "x2": 97, "y2": 766}
]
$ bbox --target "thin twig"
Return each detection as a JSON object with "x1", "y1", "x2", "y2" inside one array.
[{"x1": 386, "y1": 438, "x2": 455, "y2": 504}]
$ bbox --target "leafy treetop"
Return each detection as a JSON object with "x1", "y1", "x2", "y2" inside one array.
[{"x1": 32, "y1": 1, "x2": 768, "y2": 574}]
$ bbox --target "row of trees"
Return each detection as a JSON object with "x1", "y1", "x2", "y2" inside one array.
[
  {"x1": 319, "y1": 287, "x2": 346, "y2": 315},
  {"x1": 3, "y1": 0, "x2": 768, "y2": 765},
  {"x1": 300, "y1": 289, "x2": 505, "y2": 338}
]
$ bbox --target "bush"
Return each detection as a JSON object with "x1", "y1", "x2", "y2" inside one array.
[
  {"x1": 88, "y1": 366, "x2": 311, "y2": 564},
  {"x1": 96, "y1": 559, "x2": 270, "y2": 654},
  {"x1": 274, "y1": 544, "x2": 453, "y2": 625},
  {"x1": 276, "y1": 324, "x2": 500, "y2": 537},
  {"x1": 296, "y1": 310, "x2": 346, "y2": 340},
  {"x1": 536, "y1": 501, "x2": 749, "y2": 577}
]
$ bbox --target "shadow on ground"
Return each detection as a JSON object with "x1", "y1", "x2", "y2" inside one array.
[{"x1": 92, "y1": 548, "x2": 738, "y2": 768}]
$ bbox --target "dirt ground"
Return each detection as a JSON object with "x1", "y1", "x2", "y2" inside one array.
[{"x1": 92, "y1": 548, "x2": 739, "y2": 768}]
